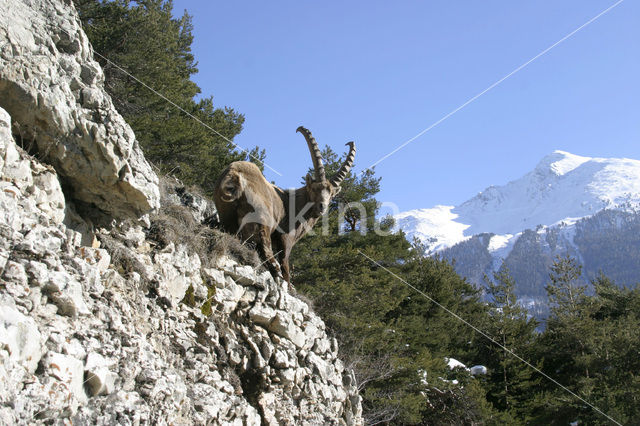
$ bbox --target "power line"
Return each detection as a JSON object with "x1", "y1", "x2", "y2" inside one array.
[
  {"x1": 92, "y1": 50, "x2": 282, "y2": 176},
  {"x1": 364, "y1": 0, "x2": 625, "y2": 173}
]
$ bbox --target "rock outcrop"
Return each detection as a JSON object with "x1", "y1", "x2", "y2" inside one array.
[
  {"x1": 0, "y1": 0, "x2": 159, "y2": 218},
  {"x1": 0, "y1": 0, "x2": 362, "y2": 424}
]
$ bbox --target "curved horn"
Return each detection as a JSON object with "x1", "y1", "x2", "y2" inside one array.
[
  {"x1": 297, "y1": 126, "x2": 326, "y2": 181},
  {"x1": 330, "y1": 141, "x2": 356, "y2": 187}
]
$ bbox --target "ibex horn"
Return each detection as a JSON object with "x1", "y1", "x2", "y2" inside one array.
[
  {"x1": 330, "y1": 141, "x2": 356, "y2": 187},
  {"x1": 297, "y1": 126, "x2": 326, "y2": 182}
]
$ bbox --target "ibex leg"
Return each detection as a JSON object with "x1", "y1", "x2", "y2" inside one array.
[{"x1": 238, "y1": 222, "x2": 281, "y2": 279}]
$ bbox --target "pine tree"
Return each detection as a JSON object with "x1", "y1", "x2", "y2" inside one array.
[
  {"x1": 546, "y1": 255, "x2": 588, "y2": 319},
  {"x1": 585, "y1": 275, "x2": 640, "y2": 423},
  {"x1": 530, "y1": 257, "x2": 640, "y2": 424},
  {"x1": 475, "y1": 267, "x2": 540, "y2": 422},
  {"x1": 544, "y1": 256, "x2": 597, "y2": 385}
]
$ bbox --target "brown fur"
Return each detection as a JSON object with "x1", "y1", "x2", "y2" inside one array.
[{"x1": 213, "y1": 128, "x2": 355, "y2": 283}]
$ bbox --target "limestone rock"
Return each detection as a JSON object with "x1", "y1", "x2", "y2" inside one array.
[
  {"x1": 162, "y1": 178, "x2": 218, "y2": 224},
  {"x1": 0, "y1": 297, "x2": 43, "y2": 374},
  {"x1": 269, "y1": 312, "x2": 306, "y2": 349},
  {"x1": 84, "y1": 352, "x2": 117, "y2": 396},
  {"x1": 0, "y1": 107, "x2": 66, "y2": 231},
  {"x1": 153, "y1": 242, "x2": 202, "y2": 307},
  {"x1": 45, "y1": 352, "x2": 87, "y2": 404},
  {"x1": 0, "y1": 0, "x2": 159, "y2": 218}
]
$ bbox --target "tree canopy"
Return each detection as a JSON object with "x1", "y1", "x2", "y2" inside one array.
[{"x1": 293, "y1": 152, "x2": 497, "y2": 423}]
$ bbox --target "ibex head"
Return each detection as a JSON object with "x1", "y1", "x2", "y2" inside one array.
[{"x1": 297, "y1": 126, "x2": 356, "y2": 216}]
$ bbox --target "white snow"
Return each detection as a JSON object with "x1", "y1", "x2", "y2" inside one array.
[
  {"x1": 487, "y1": 234, "x2": 513, "y2": 252},
  {"x1": 396, "y1": 151, "x2": 640, "y2": 254},
  {"x1": 545, "y1": 150, "x2": 590, "y2": 175},
  {"x1": 589, "y1": 158, "x2": 640, "y2": 206},
  {"x1": 418, "y1": 369, "x2": 428, "y2": 385},
  {"x1": 445, "y1": 357, "x2": 468, "y2": 370},
  {"x1": 395, "y1": 206, "x2": 469, "y2": 252}
]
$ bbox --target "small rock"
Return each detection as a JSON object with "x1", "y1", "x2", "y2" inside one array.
[
  {"x1": 203, "y1": 267, "x2": 226, "y2": 287},
  {"x1": 46, "y1": 352, "x2": 87, "y2": 404},
  {"x1": 248, "y1": 304, "x2": 276, "y2": 327},
  {"x1": 0, "y1": 298, "x2": 43, "y2": 373},
  {"x1": 268, "y1": 312, "x2": 306, "y2": 349},
  {"x1": 79, "y1": 247, "x2": 110, "y2": 271},
  {"x1": 84, "y1": 352, "x2": 118, "y2": 396}
]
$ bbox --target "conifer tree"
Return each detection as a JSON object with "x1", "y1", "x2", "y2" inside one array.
[
  {"x1": 475, "y1": 267, "x2": 539, "y2": 422},
  {"x1": 546, "y1": 255, "x2": 588, "y2": 319},
  {"x1": 531, "y1": 257, "x2": 621, "y2": 423}
]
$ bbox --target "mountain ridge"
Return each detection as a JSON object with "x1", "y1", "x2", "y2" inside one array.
[{"x1": 396, "y1": 150, "x2": 640, "y2": 254}]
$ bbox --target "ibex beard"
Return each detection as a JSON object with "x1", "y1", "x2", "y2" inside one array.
[{"x1": 214, "y1": 126, "x2": 356, "y2": 283}]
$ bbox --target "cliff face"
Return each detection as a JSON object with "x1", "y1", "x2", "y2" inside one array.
[
  {"x1": 0, "y1": 0, "x2": 159, "y2": 218},
  {"x1": 0, "y1": 0, "x2": 362, "y2": 424}
]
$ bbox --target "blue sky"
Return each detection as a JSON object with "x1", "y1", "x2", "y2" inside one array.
[{"x1": 171, "y1": 0, "x2": 639, "y2": 212}]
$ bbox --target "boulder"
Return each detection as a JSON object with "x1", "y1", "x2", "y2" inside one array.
[{"x1": 0, "y1": 0, "x2": 159, "y2": 219}]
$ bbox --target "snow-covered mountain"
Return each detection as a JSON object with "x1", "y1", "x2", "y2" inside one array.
[
  {"x1": 396, "y1": 151, "x2": 640, "y2": 319},
  {"x1": 396, "y1": 151, "x2": 640, "y2": 254}
]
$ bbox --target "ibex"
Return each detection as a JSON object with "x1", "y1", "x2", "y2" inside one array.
[{"x1": 214, "y1": 126, "x2": 356, "y2": 282}]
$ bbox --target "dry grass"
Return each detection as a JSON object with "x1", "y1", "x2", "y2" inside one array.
[
  {"x1": 149, "y1": 177, "x2": 262, "y2": 270},
  {"x1": 97, "y1": 175, "x2": 264, "y2": 288},
  {"x1": 97, "y1": 232, "x2": 151, "y2": 284}
]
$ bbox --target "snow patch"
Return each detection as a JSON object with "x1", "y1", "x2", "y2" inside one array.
[
  {"x1": 488, "y1": 234, "x2": 512, "y2": 252},
  {"x1": 445, "y1": 357, "x2": 468, "y2": 371},
  {"x1": 544, "y1": 151, "x2": 591, "y2": 176},
  {"x1": 470, "y1": 365, "x2": 487, "y2": 376},
  {"x1": 395, "y1": 206, "x2": 469, "y2": 252}
]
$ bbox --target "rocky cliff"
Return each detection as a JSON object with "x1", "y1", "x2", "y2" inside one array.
[{"x1": 0, "y1": 0, "x2": 362, "y2": 424}]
